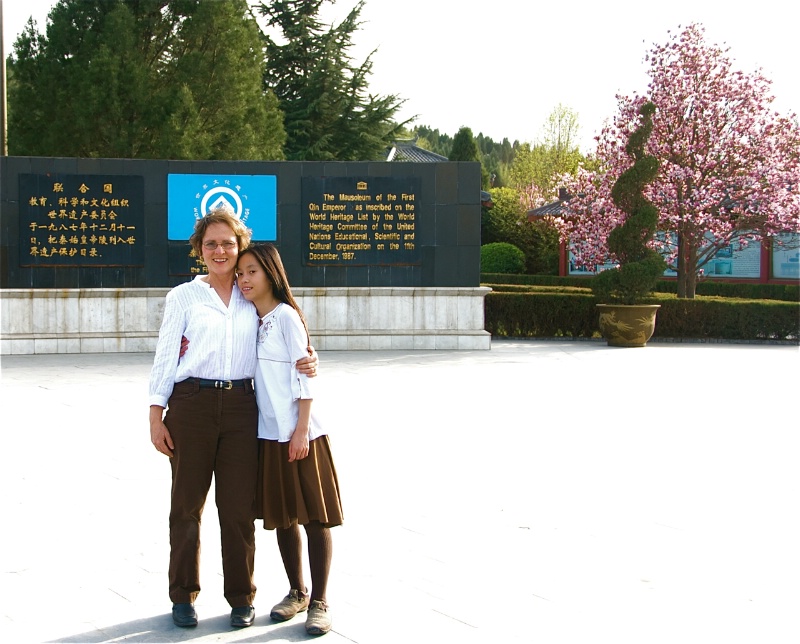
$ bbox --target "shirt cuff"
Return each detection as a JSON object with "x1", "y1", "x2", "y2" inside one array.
[{"x1": 149, "y1": 395, "x2": 169, "y2": 408}]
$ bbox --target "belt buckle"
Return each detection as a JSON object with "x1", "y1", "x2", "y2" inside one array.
[{"x1": 215, "y1": 380, "x2": 233, "y2": 390}]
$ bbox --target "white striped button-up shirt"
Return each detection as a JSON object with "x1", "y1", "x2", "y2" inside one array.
[{"x1": 148, "y1": 276, "x2": 258, "y2": 408}]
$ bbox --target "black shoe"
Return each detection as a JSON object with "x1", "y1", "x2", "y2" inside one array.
[
  {"x1": 231, "y1": 605, "x2": 255, "y2": 628},
  {"x1": 172, "y1": 602, "x2": 198, "y2": 627}
]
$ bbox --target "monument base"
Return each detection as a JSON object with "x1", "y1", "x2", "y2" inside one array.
[{"x1": 1, "y1": 287, "x2": 492, "y2": 355}]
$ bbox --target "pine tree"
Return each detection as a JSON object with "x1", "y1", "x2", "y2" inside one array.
[
  {"x1": 7, "y1": 0, "x2": 285, "y2": 160},
  {"x1": 449, "y1": 126, "x2": 492, "y2": 188},
  {"x1": 256, "y1": 0, "x2": 407, "y2": 161},
  {"x1": 448, "y1": 126, "x2": 480, "y2": 162}
]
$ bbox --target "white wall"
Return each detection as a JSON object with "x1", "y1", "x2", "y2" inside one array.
[{"x1": 0, "y1": 287, "x2": 492, "y2": 355}]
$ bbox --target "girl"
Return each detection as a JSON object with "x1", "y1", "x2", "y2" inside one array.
[{"x1": 236, "y1": 244, "x2": 343, "y2": 636}]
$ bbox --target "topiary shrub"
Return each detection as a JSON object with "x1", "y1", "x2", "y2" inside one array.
[
  {"x1": 592, "y1": 101, "x2": 666, "y2": 304},
  {"x1": 481, "y1": 242, "x2": 526, "y2": 274}
]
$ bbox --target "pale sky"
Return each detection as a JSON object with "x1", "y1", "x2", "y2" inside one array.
[{"x1": 3, "y1": 0, "x2": 797, "y2": 153}]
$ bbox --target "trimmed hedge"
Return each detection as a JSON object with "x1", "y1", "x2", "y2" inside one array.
[
  {"x1": 654, "y1": 280, "x2": 799, "y2": 302},
  {"x1": 655, "y1": 297, "x2": 800, "y2": 341},
  {"x1": 484, "y1": 292, "x2": 598, "y2": 338},
  {"x1": 482, "y1": 273, "x2": 593, "y2": 288},
  {"x1": 484, "y1": 291, "x2": 800, "y2": 342},
  {"x1": 481, "y1": 273, "x2": 800, "y2": 302}
]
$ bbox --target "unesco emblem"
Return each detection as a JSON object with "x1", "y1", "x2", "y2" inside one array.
[
  {"x1": 194, "y1": 178, "x2": 250, "y2": 224},
  {"x1": 168, "y1": 173, "x2": 277, "y2": 241}
]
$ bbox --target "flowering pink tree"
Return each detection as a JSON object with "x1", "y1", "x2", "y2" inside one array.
[
  {"x1": 518, "y1": 182, "x2": 548, "y2": 212},
  {"x1": 557, "y1": 24, "x2": 800, "y2": 298}
]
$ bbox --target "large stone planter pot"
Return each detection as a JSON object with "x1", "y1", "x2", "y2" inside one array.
[{"x1": 596, "y1": 304, "x2": 661, "y2": 348}]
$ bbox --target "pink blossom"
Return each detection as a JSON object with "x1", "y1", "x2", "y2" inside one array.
[{"x1": 559, "y1": 24, "x2": 800, "y2": 296}]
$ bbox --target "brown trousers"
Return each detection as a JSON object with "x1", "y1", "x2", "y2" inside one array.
[{"x1": 164, "y1": 379, "x2": 258, "y2": 607}]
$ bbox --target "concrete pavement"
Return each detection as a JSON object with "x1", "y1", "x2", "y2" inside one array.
[{"x1": 1, "y1": 339, "x2": 799, "y2": 643}]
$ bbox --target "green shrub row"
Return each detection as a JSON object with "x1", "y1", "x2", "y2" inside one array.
[
  {"x1": 481, "y1": 273, "x2": 800, "y2": 302},
  {"x1": 484, "y1": 291, "x2": 800, "y2": 342},
  {"x1": 482, "y1": 273, "x2": 592, "y2": 288},
  {"x1": 484, "y1": 292, "x2": 598, "y2": 339}
]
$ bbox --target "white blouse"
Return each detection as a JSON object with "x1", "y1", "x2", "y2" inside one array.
[
  {"x1": 148, "y1": 276, "x2": 258, "y2": 408},
  {"x1": 253, "y1": 302, "x2": 326, "y2": 442}
]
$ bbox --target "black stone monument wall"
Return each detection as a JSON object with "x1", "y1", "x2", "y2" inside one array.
[{"x1": 0, "y1": 156, "x2": 482, "y2": 289}]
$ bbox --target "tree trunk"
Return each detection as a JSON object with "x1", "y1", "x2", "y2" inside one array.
[
  {"x1": 686, "y1": 244, "x2": 698, "y2": 298},
  {"x1": 677, "y1": 234, "x2": 688, "y2": 298},
  {"x1": 676, "y1": 233, "x2": 697, "y2": 299}
]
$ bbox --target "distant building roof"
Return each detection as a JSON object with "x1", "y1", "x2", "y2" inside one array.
[
  {"x1": 386, "y1": 140, "x2": 492, "y2": 207},
  {"x1": 527, "y1": 200, "x2": 564, "y2": 219},
  {"x1": 527, "y1": 188, "x2": 571, "y2": 221},
  {"x1": 385, "y1": 140, "x2": 449, "y2": 163}
]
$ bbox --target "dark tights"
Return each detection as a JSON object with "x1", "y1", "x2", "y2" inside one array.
[{"x1": 275, "y1": 521, "x2": 332, "y2": 603}]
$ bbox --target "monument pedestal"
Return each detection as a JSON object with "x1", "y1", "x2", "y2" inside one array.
[{"x1": 0, "y1": 287, "x2": 492, "y2": 355}]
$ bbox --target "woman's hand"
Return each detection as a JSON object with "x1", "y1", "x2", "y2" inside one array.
[
  {"x1": 296, "y1": 345, "x2": 319, "y2": 377},
  {"x1": 150, "y1": 406, "x2": 174, "y2": 457},
  {"x1": 288, "y1": 425, "x2": 310, "y2": 462}
]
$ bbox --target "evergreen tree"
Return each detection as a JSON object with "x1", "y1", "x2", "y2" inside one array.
[
  {"x1": 449, "y1": 126, "x2": 491, "y2": 188},
  {"x1": 257, "y1": 0, "x2": 407, "y2": 161},
  {"x1": 412, "y1": 125, "x2": 453, "y2": 158},
  {"x1": 8, "y1": 0, "x2": 285, "y2": 160},
  {"x1": 591, "y1": 102, "x2": 666, "y2": 303},
  {"x1": 448, "y1": 126, "x2": 480, "y2": 162}
]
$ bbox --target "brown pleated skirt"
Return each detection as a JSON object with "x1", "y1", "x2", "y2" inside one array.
[{"x1": 256, "y1": 435, "x2": 344, "y2": 530}]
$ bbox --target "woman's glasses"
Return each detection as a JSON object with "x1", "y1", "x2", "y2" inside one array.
[{"x1": 203, "y1": 241, "x2": 237, "y2": 250}]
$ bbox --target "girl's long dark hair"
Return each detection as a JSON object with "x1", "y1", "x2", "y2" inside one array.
[{"x1": 239, "y1": 244, "x2": 310, "y2": 347}]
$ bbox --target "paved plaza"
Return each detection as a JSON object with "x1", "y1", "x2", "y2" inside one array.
[{"x1": 1, "y1": 339, "x2": 798, "y2": 643}]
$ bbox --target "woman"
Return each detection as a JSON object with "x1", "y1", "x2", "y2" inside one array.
[
  {"x1": 236, "y1": 243, "x2": 343, "y2": 636},
  {"x1": 148, "y1": 207, "x2": 316, "y2": 629}
]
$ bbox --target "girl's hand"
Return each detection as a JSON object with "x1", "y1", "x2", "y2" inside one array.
[{"x1": 288, "y1": 426, "x2": 310, "y2": 462}]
